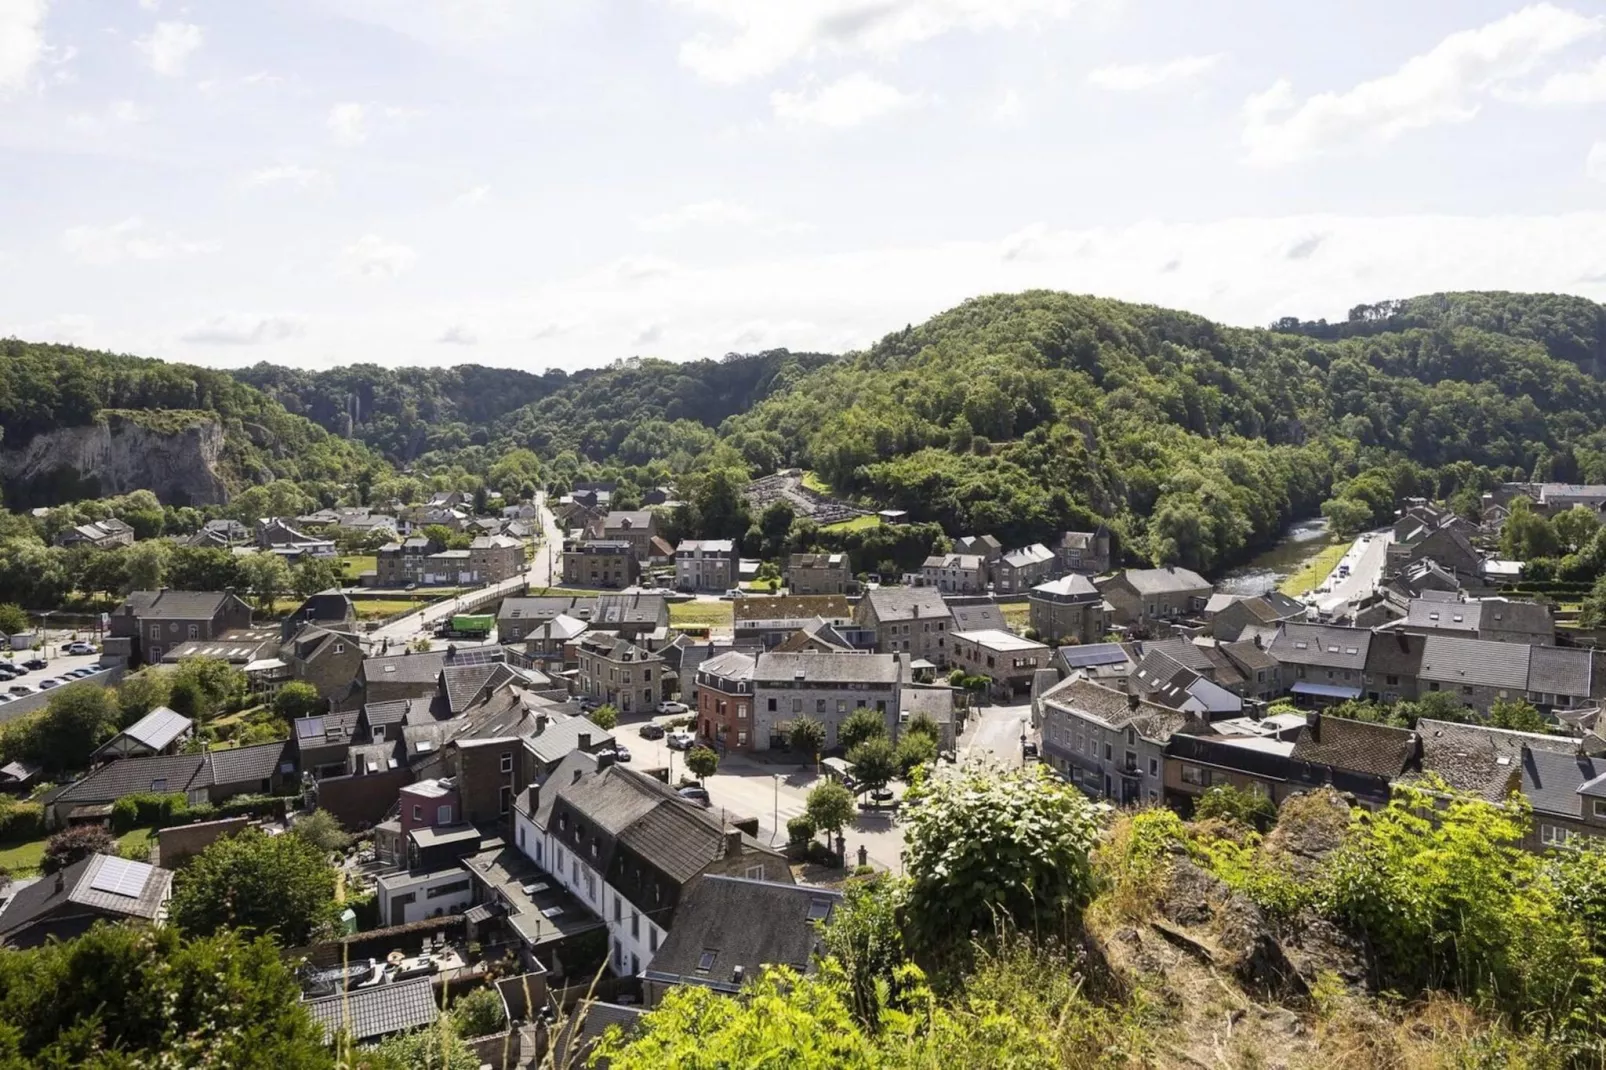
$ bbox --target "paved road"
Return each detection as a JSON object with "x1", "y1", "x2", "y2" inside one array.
[
  {"x1": 1313, "y1": 528, "x2": 1393, "y2": 617},
  {"x1": 960, "y1": 701, "x2": 1034, "y2": 767}
]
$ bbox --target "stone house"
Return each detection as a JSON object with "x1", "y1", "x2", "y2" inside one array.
[
  {"x1": 1267, "y1": 623, "x2": 1372, "y2": 704},
  {"x1": 54, "y1": 518, "x2": 135, "y2": 550},
  {"x1": 674, "y1": 540, "x2": 739, "y2": 593},
  {"x1": 1052, "y1": 528, "x2": 1111, "y2": 576},
  {"x1": 952, "y1": 534, "x2": 1003, "y2": 563},
  {"x1": 948, "y1": 629, "x2": 1050, "y2": 698},
  {"x1": 282, "y1": 624, "x2": 364, "y2": 703},
  {"x1": 575, "y1": 636, "x2": 667, "y2": 714},
  {"x1": 734, "y1": 595, "x2": 855, "y2": 647},
  {"x1": 991, "y1": 544, "x2": 1056, "y2": 594},
  {"x1": 854, "y1": 588, "x2": 954, "y2": 666},
  {"x1": 1520, "y1": 748, "x2": 1606, "y2": 849},
  {"x1": 1097, "y1": 568, "x2": 1212, "y2": 631},
  {"x1": 469, "y1": 535, "x2": 526, "y2": 584},
  {"x1": 1208, "y1": 592, "x2": 1307, "y2": 642},
  {"x1": 376, "y1": 536, "x2": 443, "y2": 587},
  {"x1": 785, "y1": 552, "x2": 852, "y2": 596},
  {"x1": 603, "y1": 511, "x2": 658, "y2": 561},
  {"x1": 109, "y1": 589, "x2": 254, "y2": 666},
  {"x1": 919, "y1": 553, "x2": 987, "y2": 594},
  {"x1": 751, "y1": 652, "x2": 903, "y2": 751},
  {"x1": 562, "y1": 541, "x2": 640, "y2": 589},
  {"x1": 1037, "y1": 676, "x2": 1185, "y2": 806},
  {"x1": 1028, "y1": 574, "x2": 1109, "y2": 644},
  {"x1": 497, "y1": 596, "x2": 595, "y2": 642}
]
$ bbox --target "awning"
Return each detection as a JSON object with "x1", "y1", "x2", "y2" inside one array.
[
  {"x1": 1291, "y1": 682, "x2": 1362, "y2": 700},
  {"x1": 464, "y1": 901, "x2": 505, "y2": 924}
]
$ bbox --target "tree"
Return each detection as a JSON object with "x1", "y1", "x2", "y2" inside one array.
[
  {"x1": 273, "y1": 681, "x2": 324, "y2": 722},
  {"x1": 237, "y1": 551, "x2": 293, "y2": 610},
  {"x1": 170, "y1": 656, "x2": 246, "y2": 720},
  {"x1": 1398, "y1": 689, "x2": 1476, "y2": 726},
  {"x1": 789, "y1": 716, "x2": 826, "y2": 756},
  {"x1": 1490, "y1": 697, "x2": 1548, "y2": 733},
  {"x1": 0, "y1": 923, "x2": 329, "y2": 1069},
  {"x1": 894, "y1": 731, "x2": 937, "y2": 778},
  {"x1": 291, "y1": 557, "x2": 341, "y2": 598},
  {"x1": 170, "y1": 828, "x2": 341, "y2": 945},
  {"x1": 686, "y1": 744, "x2": 719, "y2": 782},
  {"x1": 0, "y1": 602, "x2": 27, "y2": 635},
  {"x1": 903, "y1": 765, "x2": 1099, "y2": 952},
  {"x1": 361, "y1": 1016, "x2": 481, "y2": 1070},
  {"x1": 8, "y1": 683, "x2": 121, "y2": 772},
  {"x1": 41, "y1": 824, "x2": 117, "y2": 873},
  {"x1": 838, "y1": 707, "x2": 887, "y2": 752},
  {"x1": 122, "y1": 537, "x2": 171, "y2": 592},
  {"x1": 1194, "y1": 783, "x2": 1277, "y2": 829},
  {"x1": 168, "y1": 676, "x2": 206, "y2": 721},
  {"x1": 1581, "y1": 572, "x2": 1606, "y2": 629},
  {"x1": 1554, "y1": 505, "x2": 1602, "y2": 553},
  {"x1": 1500, "y1": 498, "x2": 1560, "y2": 561},
  {"x1": 590, "y1": 703, "x2": 619, "y2": 730},
  {"x1": 453, "y1": 985, "x2": 508, "y2": 1039},
  {"x1": 819, "y1": 875, "x2": 912, "y2": 1028},
  {"x1": 805, "y1": 781, "x2": 854, "y2": 842},
  {"x1": 167, "y1": 546, "x2": 243, "y2": 592},
  {"x1": 292, "y1": 809, "x2": 351, "y2": 855},
  {"x1": 847, "y1": 737, "x2": 897, "y2": 798}
]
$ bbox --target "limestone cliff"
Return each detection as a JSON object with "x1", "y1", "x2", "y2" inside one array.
[{"x1": 0, "y1": 410, "x2": 229, "y2": 505}]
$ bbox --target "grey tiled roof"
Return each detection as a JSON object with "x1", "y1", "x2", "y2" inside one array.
[
  {"x1": 303, "y1": 976, "x2": 439, "y2": 1043},
  {"x1": 1290, "y1": 715, "x2": 1416, "y2": 778},
  {"x1": 120, "y1": 590, "x2": 242, "y2": 620},
  {"x1": 1528, "y1": 646, "x2": 1593, "y2": 697},
  {"x1": 363, "y1": 650, "x2": 447, "y2": 686},
  {"x1": 120, "y1": 706, "x2": 192, "y2": 751},
  {"x1": 699, "y1": 650, "x2": 756, "y2": 681},
  {"x1": 859, "y1": 588, "x2": 949, "y2": 622},
  {"x1": 949, "y1": 603, "x2": 1007, "y2": 632},
  {"x1": 525, "y1": 713, "x2": 612, "y2": 766},
  {"x1": 1405, "y1": 599, "x2": 1479, "y2": 633},
  {"x1": 1418, "y1": 636, "x2": 1530, "y2": 690},
  {"x1": 1415, "y1": 718, "x2": 1577, "y2": 802},
  {"x1": 645, "y1": 876, "x2": 836, "y2": 992},
  {"x1": 1039, "y1": 677, "x2": 1188, "y2": 741},
  {"x1": 593, "y1": 593, "x2": 669, "y2": 626},
  {"x1": 753, "y1": 652, "x2": 900, "y2": 685},
  {"x1": 442, "y1": 663, "x2": 500, "y2": 714},
  {"x1": 1364, "y1": 632, "x2": 1426, "y2": 679},
  {"x1": 1032, "y1": 574, "x2": 1099, "y2": 599},
  {"x1": 54, "y1": 752, "x2": 210, "y2": 804},
  {"x1": 1521, "y1": 748, "x2": 1605, "y2": 818},
  {"x1": 1116, "y1": 567, "x2": 1210, "y2": 595},
  {"x1": 1269, "y1": 623, "x2": 1371, "y2": 671},
  {"x1": 499, "y1": 596, "x2": 593, "y2": 621},
  {"x1": 205, "y1": 740, "x2": 293, "y2": 785},
  {"x1": 0, "y1": 854, "x2": 171, "y2": 942}
]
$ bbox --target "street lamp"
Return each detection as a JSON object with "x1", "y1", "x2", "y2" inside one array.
[{"x1": 772, "y1": 773, "x2": 781, "y2": 846}]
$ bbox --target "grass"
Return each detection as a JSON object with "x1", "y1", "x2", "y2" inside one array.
[
  {"x1": 801, "y1": 470, "x2": 834, "y2": 495},
  {"x1": 1001, "y1": 603, "x2": 1031, "y2": 632},
  {"x1": 669, "y1": 601, "x2": 734, "y2": 630},
  {"x1": 339, "y1": 554, "x2": 377, "y2": 578},
  {"x1": 354, "y1": 599, "x2": 426, "y2": 620},
  {"x1": 820, "y1": 514, "x2": 882, "y2": 533},
  {"x1": 118, "y1": 826, "x2": 155, "y2": 857},
  {"x1": 0, "y1": 837, "x2": 47, "y2": 875},
  {"x1": 1278, "y1": 542, "x2": 1349, "y2": 597}
]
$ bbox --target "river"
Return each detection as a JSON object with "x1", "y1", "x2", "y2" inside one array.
[{"x1": 1215, "y1": 518, "x2": 1340, "y2": 596}]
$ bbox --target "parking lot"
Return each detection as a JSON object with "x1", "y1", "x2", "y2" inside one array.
[{"x1": 0, "y1": 646, "x2": 109, "y2": 711}]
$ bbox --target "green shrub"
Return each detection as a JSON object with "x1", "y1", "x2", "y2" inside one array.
[
  {"x1": 453, "y1": 985, "x2": 508, "y2": 1039},
  {"x1": 0, "y1": 798, "x2": 45, "y2": 842},
  {"x1": 787, "y1": 815, "x2": 816, "y2": 847}
]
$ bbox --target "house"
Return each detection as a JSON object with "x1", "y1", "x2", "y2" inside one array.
[
  {"x1": 54, "y1": 518, "x2": 135, "y2": 549},
  {"x1": 279, "y1": 590, "x2": 357, "y2": 641},
  {"x1": 786, "y1": 552, "x2": 852, "y2": 596},
  {"x1": 1406, "y1": 718, "x2": 1580, "y2": 807},
  {"x1": 949, "y1": 602, "x2": 1009, "y2": 634},
  {"x1": 1130, "y1": 649, "x2": 1242, "y2": 717},
  {"x1": 919, "y1": 553, "x2": 987, "y2": 594},
  {"x1": 695, "y1": 651, "x2": 757, "y2": 751},
  {"x1": 1386, "y1": 525, "x2": 1480, "y2": 580},
  {"x1": 643, "y1": 877, "x2": 839, "y2": 1006},
  {"x1": 355, "y1": 650, "x2": 449, "y2": 707},
  {"x1": 1037, "y1": 676, "x2": 1186, "y2": 805},
  {"x1": 1051, "y1": 642, "x2": 1138, "y2": 690},
  {"x1": 1520, "y1": 747, "x2": 1606, "y2": 849},
  {"x1": 1028, "y1": 574, "x2": 1109, "y2": 645},
  {"x1": 1216, "y1": 638, "x2": 1283, "y2": 701},
  {"x1": 1209, "y1": 592, "x2": 1307, "y2": 642},
  {"x1": 1527, "y1": 645, "x2": 1595, "y2": 710},
  {"x1": 188, "y1": 518, "x2": 248, "y2": 547},
  {"x1": 772, "y1": 618, "x2": 860, "y2": 655},
  {"x1": 1418, "y1": 636, "x2": 1530, "y2": 715},
  {"x1": 1268, "y1": 623, "x2": 1372, "y2": 704},
  {"x1": 468, "y1": 534, "x2": 526, "y2": 584},
  {"x1": 1361, "y1": 632, "x2": 1425, "y2": 704},
  {"x1": 513, "y1": 750, "x2": 791, "y2": 980},
  {"x1": 948, "y1": 630, "x2": 1050, "y2": 698},
  {"x1": 281, "y1": 624, "x2": 364, "y2": 703},
  {"x1": 899, "y1": 687, "x2": 958, "y2": 750},
  {"x1": 752, "y1": 652, "x2": 903, "y2": 750},
  {"x1": 854, "y1": 588, "x2": 954, "y2": 666},
  {"x1": 1135, "y1": 638, "x2": 1247, "y2": 694},
  {"x1": 498, "y1": 596, "x2": 595, "y2": 642},
  {"x1": 1389, "y1": 596, "x2": 1554, "y2": 646},
  {"x1": 562, "y1": 541, "x2": 640, "y2": 589},
  {"x1": 674, "y1": 540, "x2": 739, "y2": 593},
  {"x1": 91, "y1": 706, "x2": 193, "y2": 762},
  {"x1": 0, "y1": 855, "x2": 173, "y2": 949},
  {"x1": 593, "y1": 593, "x2": 670, "y2": 641},
  {"x1": 45, "y1": 741, "x2": 294, "y2": 828},
  {"x1": 375, "y1": 536, "x2": 442, "y2": 588},
  {"x1": 108, "y1": 589, "x2": 255, "y2": 666},
  {"x1": 302, "y1": 977, "x2": 439, "y2": 1045},
  {"x1": 736, "y1": 596, "x2": 855, "y2": 648},
  {"x1": 1052, "y1": 528, "x2": 1112, "y2": 576},
  {"x1": 992, "y1": 544, "x2": 1057, "y2": 594},
  {"x1": 255, "y1": 518, "x2": 336, "y2": 558},
  {"x1": 1533, "y1": 483, "x2": 1606, "y2": 516},
  {"x1": 1097, "y1": 568, "x2": 1212, "y2": 632},
  {"x1": 0, "y1": 760, "x2": 41, "y2": 794},
  {"x1": 523, "y1": 615, "x2": 590, "y2": 670},
  {"x1": 1284, "y1": 711, "x2": 1420, "y2": 807},
  {"x1": 952, "y1": 534, "x2": 1003, "y2": 564},
  {"x1": 575, "y1": 636, "x2": 667, "y2": 714},
  {"x1": 603, "y1": 511, "x2": 659, "y2": 560}
]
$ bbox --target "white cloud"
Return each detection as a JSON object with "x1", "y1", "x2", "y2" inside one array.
[
  {"x1": 0, "y1": 0, "x2": 48, "y2": 94},
  {"x1": 453, "y1": 183, "x2": 490, "y2": 206},
  {"x1": 339, "y1": 233, "x2": 417, "y2": 278},
  {"x1": 242, "y1": 164, "x2": 324, "y2": 190},
  {"x1": 136, "y1": 20, "x2": 203, "y2": 77},
  {"x1": 327, "y1": 101, "x2": 366, "y2": 144},
  {"x1": 1515, "y1": 55, "x2": 1606, "y2": 103},
  {"x1": 1589, "y1": 141, "x2": 1606, "y2": 181},
  {"x1": 1087, "y1": 53, "x2": 1223, "y2": 91},
  {"x1": 992, "y1": 87, "x2": 1025, "y2": 125},
  {"x1": 771, "y1": 72, "x2": 920, "y2": 128},
  {"x1": 636, "y1": 199, "x2": 761, "y2": 232},
  {"x1": 673, "y1": 0, "x2": 1077, "y2": 84},
  {"x1": 61, "y1": 218, "x2": 217, "y2": 265},
  {"x1": 66, "y1": 99, "x2": 146, "y2": 134},
  {"x1": 180, "y1": 313, "x2": 305, "y2": 345},
  {"x1": 1243, "y1": 4, "x2": 1603, "y2": 165},
  {"x1": 436, "y1": 323, "x2": 478, "y2": 345}
]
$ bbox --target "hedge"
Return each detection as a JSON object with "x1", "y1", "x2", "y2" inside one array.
[
  {"x1": 109, "y1": 792, "x2": 291, "y2": 834},
  {"x1": 0, "y1": 800, "x2": 45, "y2": 843}
]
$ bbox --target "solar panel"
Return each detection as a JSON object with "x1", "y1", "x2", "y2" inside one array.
[
  {"x1": 806, "y1": 899, "x2": 833, "y2": 921},
  {"x1": 297, "y1": 717, "x2": 325, "y2": 739},
  {"x1": 90, "y1": 857, "x2": 152, "y2": 898}
]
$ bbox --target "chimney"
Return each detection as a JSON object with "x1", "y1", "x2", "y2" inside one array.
[
  {"x1": 446, "y1": 644, "x2": 457, "y2": 661},
  {"x1": 1253, "y1": 633, "x2": 1263, "y2": 649},
  {"x1": 55, "y1": 870, "x2": 65, "y2": 893},
  {"x1": 724, "y1": 828, "x2": 743, "y2": 857},
  {"x1": 732, "y1": 964, "x2": 745, "y2": 984},
  {"x1": 578, "y1": 732, "x2": 592, "y2": 750},
  {"x1": 1126, "y1": 691, "x2": 1140, "y2": 711},
  {"x1": 535, "y1": 713, "x2": 549, "y2": 735},
  {"x1": 1408, "y1": 732, "x2": 1423, "y2": 770},
  {"x1": 1306, "y1": 709, "x2": 1321, "y2": 740}
]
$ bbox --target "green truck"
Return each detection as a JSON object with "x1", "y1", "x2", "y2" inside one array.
[{"x1": 446, "y1": 614, "x2": 494, "y2": 639}]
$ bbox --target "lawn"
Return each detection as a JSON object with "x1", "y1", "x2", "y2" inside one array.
[
  {"x1": 820, "y1": 514, "x2": 881, "y2": 533},
  {"x1": 353, "y1": 599, "x2": 426, "y2": 620},
  {"x1": 669, "y1": 601, "x2": 734, "y2": 631},
  {"x1": 1001, "y1": 603, "x2": 1031, "y2": 632},
  {"x1": 119, "y1": 826, "x2": 155, "y2": 859},
  {"x1": 339, "y1": 554, "x2": 378, "y2": 579},
  {"x1": 0, "y1": 837, "x2": 46, "y2": 875},
  {"x1": 1278, "y1": 543, "x2": 1349, "y2": 597}
]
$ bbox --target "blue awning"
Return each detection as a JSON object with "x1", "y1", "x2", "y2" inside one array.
[{"x1": 1291, "y1": 682, "x2": 1362, "y2": 700}]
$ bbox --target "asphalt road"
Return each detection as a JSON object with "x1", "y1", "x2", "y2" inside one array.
[{"x1": 1313, "y1": 528, "x2": 1394, "y2": 616}]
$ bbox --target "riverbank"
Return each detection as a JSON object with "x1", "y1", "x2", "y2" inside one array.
[
  {"x1": 1216, "y1": 517, "x2": 1342, "y2": 597},
  {"x1": 1278, "y1": 543, "x2": 1348, "y2": 597}
]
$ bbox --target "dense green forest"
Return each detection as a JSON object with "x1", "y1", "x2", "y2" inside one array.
[{"x1": 8, "y1": 290, "x2": 1606, "y2": 574}]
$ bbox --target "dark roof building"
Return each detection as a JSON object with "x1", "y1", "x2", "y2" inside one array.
[
  {"x1": 302, "y1": 976, "x2": 439, "y2": 1044},
  {"x1": 0, "y1": 855, "x2": 172, "y2": 948}
]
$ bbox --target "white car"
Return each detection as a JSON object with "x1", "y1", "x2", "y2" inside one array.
[
  {"x1": 666, "y1": 729, "x2": 696, "y2": 751},
  {"x1": 656, "y1": 701, "x2": 689, "y2": 715}
]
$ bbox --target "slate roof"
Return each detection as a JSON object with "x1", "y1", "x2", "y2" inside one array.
[
  {"x1": 699, "y1": 650, "x2": 756, "y2": 682},
  {"x1": 1416, "y1": 718, "x2": 1576, "y2": 802},
  {"x1": 1220, "y1": 639, "x2": 1278, "y2": 673},
  {"x1": 363, "y1": 650, "x2": 447, "y2": 686},
  {"x1": 303, "y1": 977, "x2": 439, "y2": 1043},
  {"x1": 736, "y1": 595, "x2": 853, "y2": 623},
  {"x1": 1054, "y1": 642, "x2": 1134, "y2": 670},
  {"x1": 1289, "y1": 715, "x2": 1417, "y2": 778},
  {"x1": 899, "y1": 687, "x2": 954, "y2": 726},
  {"x1": 54, "y1": 752, "x2": 209, "y2": 803},
  {"x1": 604, "y1": 510, "x2": 655, "y2": 531},
  {"x1": 0, "y1": 854, "x2": 171, "y2": 944},
  {"x1": 119, "y1": 706, "x2": 192, "y2": 752},
  {"x1": 442, "y1": 663, "x2": 501, "y2": 715},
  {"x1": 1039, "y1": 677, "x2": 1188, "y2": 740},
  {"x1": 1363, "y1": 631, "x2": 1426, "y2": 679},
  {"x1": 206, "y1": 740, "x2": 293, "y2": 785},
  {"x1": 1529, "y1": 646, "x2": 1593, "y2": 698},
  {"x1": 645, "y1": 876, "x2": 838, "y2": 993},
  {"x1": 1418, "y1": 636, "x2": 1531, "y2": 690},
  {"x1": 859, "y1": 587, "x2": 950, "y2": 622},
  {"x1": 922, "y1": 553, "x2": 985, "y2": 571},
  {"x1": 593, "y1": 593, "x2": 668, "y2": 627},
  {"x1": 499, "y1": 596, "x2": 593, "y2": 622},
  {"x1": 1116, "y1": 567, "x2": 1210, "y2": 595},
  {"x1": 999, "y1": 543, "x2": 1055, "y2": 569},
  {"x1": 774, "y1": 618, "x2": 856, "y2": 652},
  {"x1": 789, "y1": 552, "x2": 847, "y2": 570},
  {"x1": 294, "y1": 711, "x2": 359, "y2": 747},
  {"x1": 753, "y1": 652, "x2": 901, "y2": 685},
  {"x1": 1138, "y1": 638, "x2": 1216, "y2": 674},
  {"x1": 1404, "y1": 598, "x2": 1480, "y2": 634},
  {"x1": 1269, "y1": 623, "x2": 1371, "y2": 671},
  {"x1": 119, "y1": 590, "x2": 241, "y2": 620},
  {"x1": 1478, "y1": 598, "x2": 1553, "y2": 637},
  {"x1": 1521, "y1": 748, "x2": 1606, "y2": 818},
  {"x1": 362, "y1": 697, "x2": 437, "y2": 729},
  {"x1": 550, "y1": 1001, "x2": 645, "y2": 1067},
  {"x1": 525, "y1": 713, "x2": 612, "y2": 766},
  {"x1": 1032, "y1": 574, "x2": 1100, "y2": 600},
  {"x1": 949, "y1": 603, "x2": 1008, "y2": 632}
]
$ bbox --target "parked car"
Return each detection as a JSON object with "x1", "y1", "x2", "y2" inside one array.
[
  {"x1": 656, "y1": 700, "x2": 688, "y2": 715},
  {"x1": 666, "y1": 729, "x2": 696, "y2": 751},
  {"x1": 1021, "y1": 741, "x2": 1040, "y2": 759},
  {"x1": 8, "y1": 684, "x2": 33, "y2": 696},
  {"x1": 37, "y1": 678, "x2": 61, "y2": 690},
  {"x1": 0, "y1": 665, "x2": 18, "y2": 679},
  {"x1": 639, "y1": 723, "x2": 666, "y2": 740},
  {"x1": 22, "y1": 658, "x2": 47, "y2": 671},
  {"x1": 677, "y1": 785, "x2": 710, "y2": 806},
  {"x1": 65, "y1": 642, "x2": 96, "y2": 656},
  {"x1": 609, "y1": 745, "x2": 631, "y2": 763},
  {"x1": 580, "y1": 698, "x2": 600, "y2": 713}
]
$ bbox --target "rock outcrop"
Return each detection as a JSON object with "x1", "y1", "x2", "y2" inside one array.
[{"x1": 0, "y1": 411, "x2": 228, "y2": 505}]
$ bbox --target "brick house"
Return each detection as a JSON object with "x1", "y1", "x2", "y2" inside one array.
[
  {"x1": 109, "y1": 589, "x2": 255, "y2": 666},
  {"x1": 469, "y1": 535, "x2": 527, "y2": 584},
  {"x1": 695, "y1": 651, "x2": 757, "y2": 751},
  {"x1": 603, "y1": 511, "x2": 658, "y2": 560}
]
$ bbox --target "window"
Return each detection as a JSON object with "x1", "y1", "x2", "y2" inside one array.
[
  {"x1": 373, "y1": 725, "x2": 386, "y2": 741},
  {"x1": 697, "y1": 950, "x2": 717, "y2": 972},
  {"x1": 501, "y1": 751, "x2": 514, "y2": 773},
  {"x1": 413, "y1": 805, "x2": 423, "y2": 821},
  {"x1": 427, "y1": 879, "x2": 471, "y2": 899},
  {"x1": 738, "y1": 703, "x2": 748, "y2": 720},
  {"x1": 792, "y1": 698, "x2": 802, "y2": 714},
  {"x1": 1181, "y1": 764, "x2": 1206, "y2": 786},
  {"x1": 745, "y1": 863, "x2": 765, "y2": 879},
  {"x1": 1103, "y1": 743, "x2": 1112, "y2": 760},
  {"x1": 334, "y1": 643, "x2": 345, "y2": 654},
  {"x1": 187, "y1": 624, "x2": 199, "y2": 639},
  {"x1": 649, "y1": 928, "x2": 659, "y2": 952},
  {"x1": 584, "y1": 872, "x2": 596, "y2": 900},
  {"x1": 437, "y1": 805, "x2": 453, "y2": 825},
  {"x1": 767, "y1": 698, "x2": 777, "y2": 712},
  {"x1": 738, "y1": 731, "x2": 748, "y2": 745},
  {"x1": 151, "y1": 778, "x2": 168, "y2": 792},
  {"x1": 1149, "y1": 758, "x2": 1159, "y2": 776},
  {"x1": 1541, "y1": 824, "x2": 1577, "y2": 846},
  {"x1": 150, "y1": 624, "x2": 160, "y2": 639},
  {"x1": 1596, "y1": 800, "x2": 1606, "y2": 819},
  {"x1": 816, "y1": 699, "x2": 826, "y2": 713},
  {"x1": 614, "y1": 897, "x2": 622, "y2": 922},
  {"x1": 1125, "y1": 728, "x2": 1136, "y2": 746},
  {"x1": 837, "y1": 700, "x2": 847, "y2": 715},
  {"x1": 631, "y1": 910, "x2": 639, "y2": 939}
]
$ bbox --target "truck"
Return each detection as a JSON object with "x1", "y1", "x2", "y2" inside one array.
[{"x1": 444, "y1": 614, "x2": 494, "y2": 639}]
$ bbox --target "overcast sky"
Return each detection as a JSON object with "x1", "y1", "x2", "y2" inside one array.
[{"x1": 3, "y1": 0, "x2": 1606, "y2": 371}]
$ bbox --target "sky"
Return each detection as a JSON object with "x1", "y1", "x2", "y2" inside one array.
[{"x1": 2, "y1": 0, "x2": 1606, "y2": 371}]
